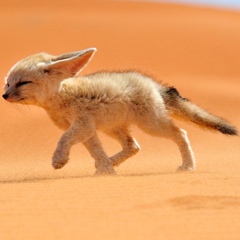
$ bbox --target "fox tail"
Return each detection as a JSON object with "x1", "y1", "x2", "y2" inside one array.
[{"x1": 162, "y1": 86, "x2": 238, "y2": 135}]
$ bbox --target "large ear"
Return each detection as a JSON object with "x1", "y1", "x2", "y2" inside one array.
[{"x1": 46, "y1": 48, "x2": 97, "y2": 76}]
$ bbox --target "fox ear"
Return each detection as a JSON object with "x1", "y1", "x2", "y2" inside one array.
[{"x1": 45, "y1": 48, "x2": 97, "y2": 76}]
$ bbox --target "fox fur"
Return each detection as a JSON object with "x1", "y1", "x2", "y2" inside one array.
[{"x1": 2, "y1": 48, "x2": 238, "y2": 175}]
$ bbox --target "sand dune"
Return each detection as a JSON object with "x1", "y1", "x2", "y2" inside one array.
[{"x1": 0, "y1": 1, "x2": 240, "y2": 239}]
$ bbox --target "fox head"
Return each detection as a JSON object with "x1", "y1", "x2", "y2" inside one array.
[{"x1": 2, "y1": 48, "x2": 96, "y2": 106}]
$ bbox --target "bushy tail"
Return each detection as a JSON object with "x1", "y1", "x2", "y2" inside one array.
[{"x1": 162, "y1": 86, "x2": 238, "y2": 135}]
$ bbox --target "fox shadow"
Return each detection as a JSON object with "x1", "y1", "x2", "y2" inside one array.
[{"x1": 0, "y1": 171, "x2": 183, "y2": 184}]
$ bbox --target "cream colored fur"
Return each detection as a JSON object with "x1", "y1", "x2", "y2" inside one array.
[{"x1": 3, "y1": 48, "x2": 237, "y2": 175}]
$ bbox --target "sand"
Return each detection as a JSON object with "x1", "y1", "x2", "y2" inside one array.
[{"x1": 0, "y1": 0, "x2": 240, "y2": 239}]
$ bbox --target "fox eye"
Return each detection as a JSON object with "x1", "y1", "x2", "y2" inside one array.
[{"x1": 16, "y1": 81, "x2": 32, "y2": 87}]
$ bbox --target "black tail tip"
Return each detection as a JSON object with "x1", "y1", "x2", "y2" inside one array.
[{"x1": 218, "y1": 126, "x2": 238, "y2": 136}]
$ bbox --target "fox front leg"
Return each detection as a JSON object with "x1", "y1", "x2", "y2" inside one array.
[
  {"x1": 52, "y1": 117, "x2": 95, "y2": 169},
  {"x1": 83, "y1": 134, "x2": 116, "y2": 175}
]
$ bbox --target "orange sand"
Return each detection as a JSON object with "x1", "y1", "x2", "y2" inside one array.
[{"x1": 0, "y1": 1, "x2": 240, "y2": 239}]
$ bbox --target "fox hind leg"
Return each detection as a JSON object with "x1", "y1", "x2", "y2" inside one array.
[
  {"x1": 137, "y1": 113, "x2": 196, "y2": 171},
  {"x1": 105, "y1": 127, "x2": 140, "y2": 166},
  {"x1": 170, "y1": 127, "x2": 196, "y2": 171}
]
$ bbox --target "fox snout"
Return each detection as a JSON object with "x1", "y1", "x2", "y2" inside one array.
[
  {"x1": 2, "y1": 94, "x2": 8, "y2": 100},
  {"x1": 2, "y1": 88, "x2": 21, "y2": 102},
  {"x1": 2, "y1": 92, "x2": 14, "y2": 101}
]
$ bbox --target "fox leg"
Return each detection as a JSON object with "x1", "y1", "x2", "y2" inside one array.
[
  {"x1": 105, "y1": 127, "x2": 140, "y2": 166},
  {"x1": 52, "y1": 126, "x2": 80, "y2": 169},
  {"x1": 169, "y1": 127, "x2": 196, "y2": 171},
  {"x1": 137, "y1": 115, "x2": 196, "y2": 171},
  {"x1": 83, "y1": 134, "x2": 116, "y2": 175},
  {"x1": 52, "y1": 116, "x2": 96, "y2": 169}
]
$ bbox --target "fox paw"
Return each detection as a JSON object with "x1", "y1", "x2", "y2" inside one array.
[
  {"x1": 94, "y1": 166, "x2": 116, "y2": 176},
  {"x1": 177, "y1": 164, "x2": 196, "y2": 172},
  {"x1": 52, "y1": 159, "x2": 69, "y2": 169},
  {"x1": 52, "y1": 150, "x2": 69, "y2": 169}
]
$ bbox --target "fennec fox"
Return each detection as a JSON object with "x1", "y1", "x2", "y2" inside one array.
[{"x1": 2, "y1": 48, "x2": 238, "y2": 175}]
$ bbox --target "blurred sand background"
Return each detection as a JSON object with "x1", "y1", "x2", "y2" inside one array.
[{"x1": 0, "y1": 0, "x2": 240, "y2": 239}]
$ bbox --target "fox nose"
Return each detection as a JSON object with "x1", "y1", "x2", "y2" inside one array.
[{"x1": 2, "y1": 94, "x2": 8, "y2": 100}]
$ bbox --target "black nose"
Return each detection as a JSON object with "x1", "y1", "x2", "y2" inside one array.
[{"x1": 2, "y1": 94, "x2": 8, "y2": 100}]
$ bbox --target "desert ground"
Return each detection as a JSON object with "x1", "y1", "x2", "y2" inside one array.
[{"x1": 0, "y1": 0, "x2": 240, "y2": 239}]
